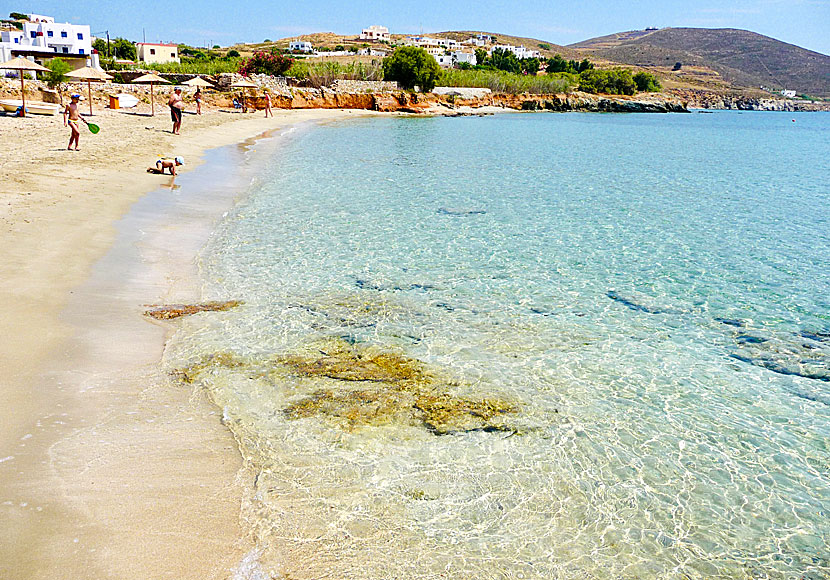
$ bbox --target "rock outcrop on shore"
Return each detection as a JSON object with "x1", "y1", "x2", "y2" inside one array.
[{"x1": 668, "y1": 88, "x2": 830, "y2": 111}]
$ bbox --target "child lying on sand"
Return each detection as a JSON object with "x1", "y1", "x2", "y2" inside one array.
[{"x1": 147, "y1": 157, "x2": 184, "y2": 175}]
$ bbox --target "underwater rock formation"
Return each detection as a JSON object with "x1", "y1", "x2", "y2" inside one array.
[
  {"x1": 437, "y1": 208, "x2": 487, "y2": 216},
  {"x1": 174, "y1": 339, "x2": 518, "y2": 435},
  {"x1": 606, "y1": 291, "x2": 675, "y2": 314},
  {"x1": 144, "y1": 300, "x2": 242, "y2": 320}
]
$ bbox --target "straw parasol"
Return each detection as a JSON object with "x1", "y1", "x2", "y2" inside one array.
[
  {"x1": 183, "y1": 76, "x2": 215, "y2": 88},
  {"x1": 65, "y1": 66, "x2": 113, "y2": 115},
  {"x1": 0, "y1": 56, "x2": 50, "y2": 117},
  {"x1": 131, "y1": 72, "x2": 170, "y2": 116},
  {"x1": 231, "y1": 78, "x2": 258, "y2": 111}
]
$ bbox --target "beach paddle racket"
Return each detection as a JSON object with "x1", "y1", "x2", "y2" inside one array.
[{"x1": 87, "y1": 123, "x2": 100, "y2": 134}]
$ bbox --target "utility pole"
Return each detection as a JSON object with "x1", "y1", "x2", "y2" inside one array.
[{"x1": 106, "y1": 30, "x2": 110, "y2": 58}]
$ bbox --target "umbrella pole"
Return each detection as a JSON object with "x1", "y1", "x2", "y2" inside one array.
[
  {"x1": 88, "y1": 80, "x2": 93, "y2": 116},
  {"x1": 151, "y1": 83, "x2": 155, "y2": 116},
  {"x1": 20, "y1": 71, "x2": 25, "y2": 118}
]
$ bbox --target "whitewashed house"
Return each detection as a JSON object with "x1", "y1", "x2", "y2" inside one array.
[
  {"x1": 781, "y1": 89, "x2": 797, "y2": 98},
  {"x1": 289, "y1": 40, "x2": 313, "y2": 53},
  {"x1": 433, "y1": 51, "x2": 477, "y2": 68},
  {"x1": 360, "y1": 26, "x2": 390, "y2": 42},
  {"x1": 405, "y1": 36, "x2": 443, "y2": 56},
  {"x1": 136, "y1": 42, "x2": 179, "y2": 64},
  {"x1": 490, "y1": 44, "x2": 540, "y2": 60},
  {"x1": 0, "y1": 13, "x2": 99, "y2": 73}
]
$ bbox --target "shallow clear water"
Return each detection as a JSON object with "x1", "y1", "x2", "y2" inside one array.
[{"x1": 168, "y1": 111, "x2": 830, "y2": 579}]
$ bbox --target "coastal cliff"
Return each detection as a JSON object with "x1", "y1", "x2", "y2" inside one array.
[{"x1": 267, "y1": 88, "x2": 689, "y2": 114}]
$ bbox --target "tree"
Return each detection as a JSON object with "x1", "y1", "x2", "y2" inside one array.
[
  {"x1": 672, "y1": 62, "x2": 682, "y2": 71},
  {"x1": 92, "y1": 37, "x2": 108, "y2": 57},
  {"x1": 633, "y1": 71, "x2": 661, "y2": 92},
  {"x1": 227, "y1": 49, "x2": 240, "y2": 58},
  {"x1": 521, "y1": 57, "x2": 540, "y2": 75},
  {"x1": 213, "y1": 44, "x2": 220, "y2": 49},
  {"x1": 43, "y1": 58, "x2": 71, "y2": 104},
  {"x1": 9, "y1": 11, "x2": 27, "y2": 20},
  {"x1": 474, "y1": 48, "x2": 488, "y2": 67},
  {"x1": 382, "y1": 46, "x2": 441, "y2": 91},
  {"x1": 489, "y1": 48, "x2": 521, "y2": 73},
  {"x1": 546, "y1": 54, "x2": 571, "y2": 74},
  {"x1": 111, "y1": 37, "x2": 136, "y2": 61}
]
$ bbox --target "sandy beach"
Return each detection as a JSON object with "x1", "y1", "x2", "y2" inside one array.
[{"x1": 0, "y1": 102, "x2": 368, "y2": 578}]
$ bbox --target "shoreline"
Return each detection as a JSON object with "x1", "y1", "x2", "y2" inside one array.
[{"x1": 0, "y1": 107, "x2": 369, "y2": 578}]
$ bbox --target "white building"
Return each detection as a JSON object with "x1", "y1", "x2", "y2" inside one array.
[
  {"x1": 405, "y1": 36, "x2": 443, "y2": 56},
  {"x1": 136, "y1": 43, "x2": 179, "y2": 64},
  {"x1": 490, "y1": 44, "x2": 540, "y2": 60},
  {"x1": 433, "y1": 51, "x2": 477, "y2": 68},
  {"x1": 463, "y1": 34, "x2": 495, "y2": 47},
  {"x1": 781, "y1": 89, "x2": 797, "y2": 98},
  {"x1": 435, "y1": 37, "x2": 460, "y2": 49},
  {"x1": 360, "y1": 25, "x2": 390, "y2": 42},
  {"x1": 289, "y1": 40, "x2": 313, "y2": 53},
  {"x1": 0, "y1": 13, "x2": 98, "y2": 72},
  {"x1": 357, "y1": 47, "x2": 389, "y2": 57}
]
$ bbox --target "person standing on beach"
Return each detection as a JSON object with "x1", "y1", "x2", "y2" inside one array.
[
  {"x1": 63, "y1": 94, "x2": 88, "y2": 151},
  {"x1": 168, "y1": 87, "x2": 184, "y2": 135},
  {"x1": 263, "y1": 90, "x2": 272, "y2": 118},
  {"x1": 194, "y1": 88, "x2": 202, "y2": 115}
]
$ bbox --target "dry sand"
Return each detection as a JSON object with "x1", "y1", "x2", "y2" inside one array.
[{"x1": 0, "y1": 102, "x2": 369, "y2": 579}]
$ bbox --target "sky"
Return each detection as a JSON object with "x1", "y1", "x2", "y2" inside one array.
[{"x1": 16, "y1": 0, "x2": 830, "y2": 55}]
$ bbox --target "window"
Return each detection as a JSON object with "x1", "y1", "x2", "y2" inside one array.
[
  {"x1": 150, "y1": 48, "x2": 156, "y2": 55},
  {"x1": 30, "y1": 31, "x2": 37, "y2": 38},
  {"x1": 61, "y1": 31, "x2": 67, "y2": 37},
  {"x1": 14, "y1": 38, "x2": 18, "y2": 43},
  {"x1": 79, "y1": 48, "x2": 84, "y2": 54},
  {"x1": 62, "y1": 47, "x2": 68, "y2": 53},
  {"x1": 47, "y1": 30, "x2": 53, "y2": 37},
  {"x1": 170, "y1": 52, "x2": 175, "y2": 57},
  {"x1": 77, "y1": 33, "x2": 83, "y2": 40}
]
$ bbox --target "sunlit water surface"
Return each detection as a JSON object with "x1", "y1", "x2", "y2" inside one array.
[{"x1": 166, "y1": 112, "x2": 830, "y2": 579}]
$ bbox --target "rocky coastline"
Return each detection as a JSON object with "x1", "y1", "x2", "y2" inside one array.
[{"x1": 668, "y1": 88, "x2": 830, "y2": 112}]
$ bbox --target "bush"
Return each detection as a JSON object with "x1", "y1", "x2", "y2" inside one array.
[
  {"x1": 42, "y1": 58, "x2": 71, "y2": 103},
  {"x1": 438, "y1": 69, "x2": 576, "y2": 94},
  {"x1": 578, "y1": 68, "x2": 636, "y2": 95},
  {"x1": 382, "y1": 46, "x2": 441, "y2": 91},
  {"x1": 227, "y1": 49, "x2": 240, "y2": 58},
  {"x1": 633, "y1": 71, "x2": 661, "y2": 92},
  {"x1": 238, "y1": 49, "x2": 293, "y2": 76},
  {"x1": 288, "y1": 60, "x2": 382, "y2": 87}
]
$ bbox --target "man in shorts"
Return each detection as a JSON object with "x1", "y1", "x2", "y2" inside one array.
[{"x1": 168, "y1": 87, "x2": 184, "y2": 135}]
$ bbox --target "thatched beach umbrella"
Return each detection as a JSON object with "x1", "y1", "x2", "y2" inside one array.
[
  {"x1": 183, "y1": 76, "x2": 215, "y2": 88},
  {"x1": 0, "y1": 56, "x2": 50, "y2": 117},
  {"x1": 65, "y1": 66, "x2": 113, "y2": 115},
  {"x1": 131, "y1": 72, "x2": 170, "y2": 116},
  {"x1": 231, "y1": 78, "x2": 258, "y2": 111}
]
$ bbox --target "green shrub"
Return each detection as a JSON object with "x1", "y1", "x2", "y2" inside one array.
[
  {"x1": 42, "y1": 58, "x2": 71, "y2": 103},
  {"x1": 633, "y1": 71, "x2": 661, "y2": 92},
  {"x1": 287, "y1": 60, "x2": 382, "y2": 87},
  {"x1": 578, "y1": 68, "x2": 636, "y2": 95},
  {"x1": 438, "y1": 69, "x2": 576, "y2": 94},
  {"x1": 227, "y1": 49, "x2": 240, "y2": 58},
  {"x1": 382, "y1": 47, "x2": 441, "y2": 91}
]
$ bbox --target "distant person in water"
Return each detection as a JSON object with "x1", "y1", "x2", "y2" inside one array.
[
  {"x1": 194, "y1": 88, "x2": 202, "y2": 115},
  {"x1": 168, "y1": 87, "x2": 184, "y2": 134},
  {"x1": 63, "y1": 94, "x2": 88, "y2": 151},
  {"x1": 263, "y1": 90, "x2": 272, "y2": 118},
  {"x1": 147, "y1": 156, "x2": 184, "y2": 175}
]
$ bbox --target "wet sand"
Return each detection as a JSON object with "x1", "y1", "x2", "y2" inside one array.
[{"x1": 0, "y1": 106, "x2": 368, "y2": 578}]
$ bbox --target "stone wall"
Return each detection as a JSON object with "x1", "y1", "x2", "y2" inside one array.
[{"x1": 331, "y1": 79, "x2": 398, "y2": 93}]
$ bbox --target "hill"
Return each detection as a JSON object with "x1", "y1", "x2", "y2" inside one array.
[{"x1": 569, "y1": 27, "x2": 830, "y2": 98}]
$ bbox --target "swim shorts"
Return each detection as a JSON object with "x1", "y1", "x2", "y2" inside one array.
[{"x1": 171, "y1": 107, "x2": 182, "y2": 122}]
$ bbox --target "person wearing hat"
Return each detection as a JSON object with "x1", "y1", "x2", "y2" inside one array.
[
  {"x1": 63, "y1": 94, "x2": 89, "y2": 151},
  {"x1": 147, "y1": 156, "x2": 184, "y2": 175}
]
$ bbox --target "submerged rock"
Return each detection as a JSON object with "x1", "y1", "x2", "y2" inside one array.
[
  {"x1": 606, "y1": 291, "x2": 675, "y2": 314},
  {"x1": 144, "y1": 300, "x2": 242, "y2": 320},
  {"x1": 175, "y1": 338, "x2": 518, "y2": 436},
  {"x1": 437, "y1": 208, "x2": 487, "y2": 216}
]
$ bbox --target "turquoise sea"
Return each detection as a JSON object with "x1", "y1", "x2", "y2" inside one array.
[{"x1": 167, "y1": 111, "x2": 830, "y2": 579}]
